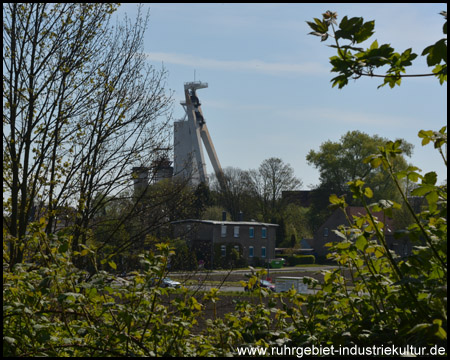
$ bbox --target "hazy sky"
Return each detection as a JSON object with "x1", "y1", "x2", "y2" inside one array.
[{"x1": 115, "y1": 3, "x2": 447, "y2": 188}]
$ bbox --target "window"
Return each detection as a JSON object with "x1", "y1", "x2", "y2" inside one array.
[
  {"x1": 249, "y1": 227, "x2": 254, "y2": 238},
  {"x1": 249, "y1": 246, "x2": 254, "y2": 258},
  {"x1": 234, "y1": 226, "x2": 240, "y2": 238},
  {"x1": 262, "y1": 227, "x2": 267, "y2": 239},
  {"x1": 402, "y1": 242, "x2": 409, "y2": 257},
  {"x1": 323, "y1": 227, "x2": 329, "y2": 237},
  {"x1": 221, "y1": 225, "x2": 227, "y2": 237},
  {"x1": 261, "y1": 246, "x2": 266, "y2": 258},
  {"x1": 221, "y1": 245, "x2": 226, "y2": 257}
]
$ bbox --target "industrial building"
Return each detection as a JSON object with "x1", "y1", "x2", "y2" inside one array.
[
  {"x1": 132, "y1": 81, "x2": 223, "y2": 192},
  {"x1": 173, "y1": 81, "x2": 223, "y2": 186}
]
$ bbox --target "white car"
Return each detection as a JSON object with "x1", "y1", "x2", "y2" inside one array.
[
  {"x1": 110, "y1": 277, "x2": 131, "y2": 289},
  {"x1": 162, "y1": 278, "x2": 181, "y2": 288}
]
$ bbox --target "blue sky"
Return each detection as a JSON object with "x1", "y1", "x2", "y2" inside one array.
[{"x1": 115, "y1": 3, "x2": 447, "y2": 188}]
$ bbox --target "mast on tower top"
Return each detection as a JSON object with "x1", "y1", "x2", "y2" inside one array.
[{"x1": 173, "y1": 81, "x2": 223, "y2": 186}]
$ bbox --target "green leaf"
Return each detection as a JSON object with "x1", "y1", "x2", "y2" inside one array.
[
  {"x1": 369, "y1": 157, "x2": 383, "y2": 168},
  {"x1": 336, "y1": 241, "x2": 351, "y2": 250},
  {"x1": 407, "y1": 171, "x2": 422, "y2": 183},
  {"x1": 399, "y1": 48, "x2": 417, "y2": 66},
  {"x1": 331, "y1": 74, "x2": 349, "y2": 88},
  {"x1": 355, "y1": 236, "x2": 368, "y2": 251},
  {"x1": 306, "y1": 18, "x2": 329, "y2": 34},
  {"x1": 422, "y1": 38, "x2": 447, "y2": 66},
  {"x1": 364, "y1": 187, "x2": 373, "y2": 199},
  {"x1": 104, "y1": 286, "x2": 114, "y2": 294},
  {"x1": 435, "y1": 326, "x2": 447, "y2": 340},
  {"x1": 354, "y1": 20, "x2": 375, "y2": 43},
  {"x1": 108, "y1": 261, "x2": 117, "y2": 270},
  {"x1": 423, "y1": 171, "x2": 437, "y2": 185},
  {"x1": 329, "y1": 194, "x2": 347, "y2": 209},
  {"x1": 417, "y1": 293, "x2": 430, "y2": 301},
  {"x1": 370, "y1": 40, "x2": 379, "y2": 50},
  {"x1": 408, "y1": 323, "x2": 431, "y2": 334},
  {"x1": 58, "y1": 241, "x2": 69, "y2": 254},
  {"x1": 426, "y1": 191, "x2": 439, "y2": 212},
  {"x1": 323, "y1": 271, "x2": 334, "y2": 284},
  {"x1": 411, "y1": 184, "x2": 435, "y2": 197},
  {"x1": 337, "y1": 16, "x2": 364, "y2": 42},
  {"x1": 86, "y1": 287, "x2": 98, "y2": 300},
  {"x1": 418, "y1": 129, "x2": 433, "y2": 145},
  {"x1": 329, "y1": 194, "x2": 341, "y2": 204}
]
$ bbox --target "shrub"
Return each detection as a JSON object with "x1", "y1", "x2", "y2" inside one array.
[
  {"x1": 281, "y1": 129, "x2": 447, "y2": 349},
  {"x1": 285, "y1": 254, "x2": 316, "y2": 265},
  {"x1": 3, "y1": 228, "x2": 206, "y2": 357}
]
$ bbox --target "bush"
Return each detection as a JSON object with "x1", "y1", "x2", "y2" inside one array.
[
  {"x1": 286, "y1": 254, "x2": 316, "y2": 265},
  {"x1": 4, "y1": 228, "x2": 209, "y2": 356},
  {"x1": 213, "y1": 243, "x2": 246, "y2": 269},
  {"x1": 295, "y1": 129, "x2": 447, "y2": 349},
  {"x1": 251, "y1": 256, "x2": 264, "y2": 267},
  {"x1": 3, "y1": 123, "x2": 448, "y2": 355}
]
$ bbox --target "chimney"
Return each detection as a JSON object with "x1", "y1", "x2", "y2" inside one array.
[
  {"x1": 222, "y1": 211, "x2": 227, "y2": 221},
  {"x1": 132, "y1": 167, "x2": 150, "y2": 195},
  {"x1": 238, "y1": 211, "x2": 243, "y2": 222}
]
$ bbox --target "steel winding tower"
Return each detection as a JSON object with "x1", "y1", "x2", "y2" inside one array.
[{"x1": 173, "y1": 82, "x2": 223, "y2": 185}]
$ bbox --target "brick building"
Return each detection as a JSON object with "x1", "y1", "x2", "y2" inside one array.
[
  {"x1": 172, "y1": 219, "x2": 278, "y2": 269},
  {"x1": 313, "y1": 207, "x2": 412, "y2": 258}
]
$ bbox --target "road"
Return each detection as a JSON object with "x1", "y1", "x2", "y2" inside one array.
[
  {"x1": 186, "y1": 284, "x2": 244, "y2": 293},
  {"x1": 185, "y1": 283, "x2": 319, "y2": 294},
  {"x1": 171, "y1": 264, "x2": 338, "y2": 278},
  {"x1": 176, "y1": 265, "x2": 338, "y2": 293}
]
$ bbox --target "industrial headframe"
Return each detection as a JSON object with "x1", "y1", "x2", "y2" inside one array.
[{"x1": 173, "y1": 82, "x2": 223, "y2": 186}]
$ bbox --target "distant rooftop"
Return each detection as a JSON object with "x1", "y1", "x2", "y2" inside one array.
[
  {"x1": 171, "y1": 219, "x2": 278, "y2": 227},
  {"x1": 184, "y1": 81, "x2": 208, "y2": 90}
]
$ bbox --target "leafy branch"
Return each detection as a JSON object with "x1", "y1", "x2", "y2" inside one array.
[{"x1": 307, "y1": 10, "x2": 447, "y2": 88}]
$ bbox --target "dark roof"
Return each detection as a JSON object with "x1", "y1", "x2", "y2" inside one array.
[{"x1": 171, "y1": 219, "x2": 278, "y2": 227}]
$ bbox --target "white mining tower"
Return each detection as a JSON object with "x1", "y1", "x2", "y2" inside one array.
[{"x1": 173, "y1": 82, "x2": 223, "y2": 186}]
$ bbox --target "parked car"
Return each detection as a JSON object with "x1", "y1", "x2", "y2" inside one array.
[
  {"x1": 148, "y1": 277, "x2": 181, "y2": 289},
  {"x1": 110, "y1": 277, "x2": 131, "y2": 289},
  {"x1": 244, "y1": 279, "x2": 275, "y2": 292},
  {"x1": 161, "y1": 278, "x2": 181, "y2": 289}
]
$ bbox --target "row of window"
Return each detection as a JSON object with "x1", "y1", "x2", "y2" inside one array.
[
  {"x1": 220, "y1": 245, "x2": 266, "y2": 258},
  {"x1": 221, "y1": 225, "x2": 267, "y2": 239}
]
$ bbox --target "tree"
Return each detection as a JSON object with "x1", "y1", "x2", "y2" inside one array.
[
  {"x1": 209, "y1": 166, "x2": 256, "y2": 221},
  {"x1": 249, "y1": 157, "x2": 302, "y2": 221},
  {"x1": 91, "y1": 178, "x2": 199, "y2": 271},
  {"x1": 3, "y1": 4, "x2": 174, "y2": 268},
  {"x1": 283, "y1": 203, "x2": 312, "y2": 245},
  {"x1": 305, "y1": 10, "x2": 446, "y2": 232},
  {"x1": 307, "y1": 10, "x2": 447, "y2": 88},
  {"x1": 304, "y1": 9, "x2": 447, "y2": 348},
  {"x1": 307, "y1": 130, "x2": 413, "y2": 200}
]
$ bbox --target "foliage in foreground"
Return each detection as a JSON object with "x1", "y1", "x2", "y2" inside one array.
[
  {"x1": 4, "y1": 9, "x2": 447, "y2": 357},
  {"x1": 3, "y1": 127, "x2": 447, "y2": 356}
]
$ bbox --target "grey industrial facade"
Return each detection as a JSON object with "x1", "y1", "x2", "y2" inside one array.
[
  {"x1": 172, "y1": 219, "x2": 278, "y2": 268},
  {"x1": 173, "y1": 82, "x2": 223, "y2": 187}
]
